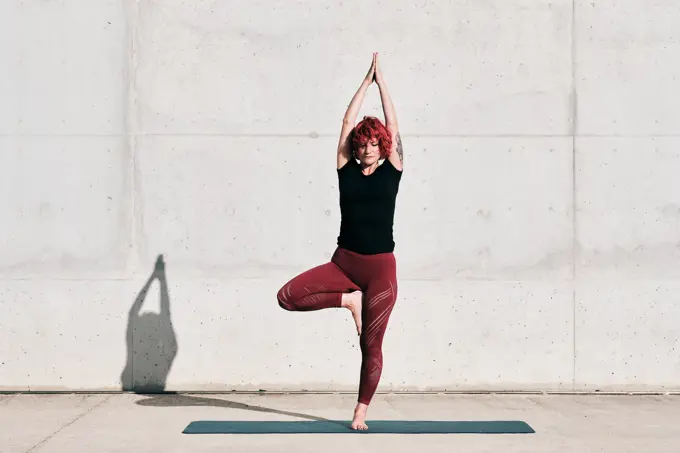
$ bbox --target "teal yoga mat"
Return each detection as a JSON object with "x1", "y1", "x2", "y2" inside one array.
[{"x1": 183, "y1": 420, "x2": 535, "y2": 434}]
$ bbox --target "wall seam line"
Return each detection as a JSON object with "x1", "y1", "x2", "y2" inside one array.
[{"x1": 570, "y1": 0, "x2": 578, "y2": 392}]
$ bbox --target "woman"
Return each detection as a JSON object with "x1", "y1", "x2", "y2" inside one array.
[{"x1": 277, "y1": 52, "x2": 404, "y2": 431}]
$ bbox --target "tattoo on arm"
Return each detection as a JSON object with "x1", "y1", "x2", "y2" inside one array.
[{"x1": 396, "y1": 133, "x2": 403, "y2": 163}]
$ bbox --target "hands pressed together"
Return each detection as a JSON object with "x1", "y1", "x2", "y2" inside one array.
[{"x1": 364, "y1": 52, "x2": 385, "y2": 87}]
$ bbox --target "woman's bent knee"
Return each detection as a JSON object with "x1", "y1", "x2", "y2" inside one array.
[
  {"x1": 278, "y1": 298, "x2": 294, "y2": 311},
  {"x1": 277, "y1": 286, "x2": 294, "y2": 311}
]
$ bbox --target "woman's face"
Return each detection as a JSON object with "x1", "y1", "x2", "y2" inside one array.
[{"x1": 355, "y1": 137, "x2": 380, "y2": 166}]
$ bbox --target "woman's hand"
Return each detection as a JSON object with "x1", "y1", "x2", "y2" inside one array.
[
  {"x1": 364, "y1": 52, "x2": 377, "y2": 85},
  {"x1": 374, "y1": 52, "x2": 385, "y2": 87}
]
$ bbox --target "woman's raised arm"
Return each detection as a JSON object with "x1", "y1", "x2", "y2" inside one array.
[
  {"x1": 374, "y1": 54, "x2": 403, "y2": 171},
  {"x1": 337, "y1": 53, "x2": 377, "y2": 169}
]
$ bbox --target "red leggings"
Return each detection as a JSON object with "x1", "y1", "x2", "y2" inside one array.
[{"x1": 277, "y1": 247, "x2": 398, "y2": 405}]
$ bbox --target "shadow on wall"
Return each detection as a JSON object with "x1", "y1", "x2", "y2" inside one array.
[
  {"x1": 121, "y1": 254, "x2": 178, "y2": 392},
  {"x1": 123, "y1": 258, "x2": 331, "y2": 423}
]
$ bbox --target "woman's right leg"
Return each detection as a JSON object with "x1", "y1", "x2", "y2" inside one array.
[{"x1": 277, "y1": 261, "x2": 361, "y2": 312}]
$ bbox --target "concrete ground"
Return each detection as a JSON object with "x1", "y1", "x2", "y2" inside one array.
[{"x1": 1, "y1": 392, "x2": 679, "y2": 452}]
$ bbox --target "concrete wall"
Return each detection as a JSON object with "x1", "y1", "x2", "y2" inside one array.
[{"x1": 1, "y1": 0, "x2": 679, "y2": 392}]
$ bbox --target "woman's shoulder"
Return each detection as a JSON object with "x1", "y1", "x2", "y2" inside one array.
[
  {"x1": 337, "y1": 157, "x2": 358, "y2": 172},
  {"x1": 382, "y1": 157, "x2": 403, "y2": 175}
]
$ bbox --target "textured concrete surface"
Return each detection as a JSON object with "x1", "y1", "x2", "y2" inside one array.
[
  {"x1": 2, "y1": 0, "x2": 680, "y2": 391},
  {"x1": 2, "y1": 393, "x2": 680, "y2": 453}
]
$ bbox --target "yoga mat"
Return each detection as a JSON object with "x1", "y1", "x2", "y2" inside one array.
[{"x1": 183, "y1": 420, "x2": 535, "y2": 434}]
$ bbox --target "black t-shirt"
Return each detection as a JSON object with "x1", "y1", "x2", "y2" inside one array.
[{"x1": 336, "y1": 157, "x2": 403, "y2": 254}]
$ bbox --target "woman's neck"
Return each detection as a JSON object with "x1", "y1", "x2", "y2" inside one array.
[{"x1": 360, "y1": 161, "x2": 379, "y2": 175}]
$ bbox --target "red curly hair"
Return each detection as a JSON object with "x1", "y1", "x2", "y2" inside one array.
[{"x1": 350, "y1": 116, "x2": 393, "y2": 159}]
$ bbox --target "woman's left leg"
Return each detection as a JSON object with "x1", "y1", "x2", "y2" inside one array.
[
  {"x1": 357, "y1": 277, "x2": 398, "y2": 405},
  {"x1": 349, "y1": 273, "x2": 397, "y2": 430},
  {"x1": 328, "y1": 248, "x2": 399, "y2": 430}
]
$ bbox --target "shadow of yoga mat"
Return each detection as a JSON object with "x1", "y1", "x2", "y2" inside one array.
[{"x1": 183, "y1": 420, "x2": 535, "y2": 434}]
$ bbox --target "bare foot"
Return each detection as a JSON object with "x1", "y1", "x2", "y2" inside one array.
[
  {"x1": 341, "y1": 291, "x2": 363, "y2": 336},
  {"x1": 351, "y1": 403, "x2": 368, "y2": 430}
]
